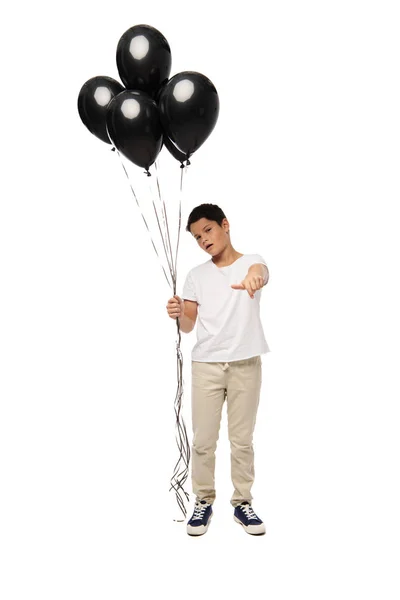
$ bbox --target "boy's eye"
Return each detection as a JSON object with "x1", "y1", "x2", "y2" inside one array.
[{"x1": 197, "y1": 228, "x2": 211, "y2": 240}]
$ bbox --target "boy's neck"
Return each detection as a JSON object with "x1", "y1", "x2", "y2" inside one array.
[{"x1": 212, "y1": 246, "x2": 243, "y2": 268}]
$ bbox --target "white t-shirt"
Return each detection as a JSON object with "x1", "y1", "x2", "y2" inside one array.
[{"x1": 182, "y1": 253, "x2": 271, "y2": 362}]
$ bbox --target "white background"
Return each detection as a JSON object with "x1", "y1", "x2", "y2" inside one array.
[{"x1": 1, "y1": 0, "x2": 399, "y2": 598}]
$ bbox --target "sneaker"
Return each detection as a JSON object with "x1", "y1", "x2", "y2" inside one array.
[
  {"x1": 234, "y1": 501, "x2": 266, "y2": 535},
  {"x1": 187, "y1": 500, "x2": 213, "y2": 536}
]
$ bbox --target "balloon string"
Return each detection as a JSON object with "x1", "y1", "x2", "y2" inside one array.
[
  {"x1": 149, "y1": 160, "x2": 191, "y2": 522},
  {"x1": 174, "y1": 162, "x2": 187, "y2": 290},
  {"x1": 113, "y1": 149, "x2": 173, "y2": 289},
  {"x1": 169, "y1": 341, "x2": 190, "y2": 521},
  {"x1": 151, "y1": 164, "x2": 168, "y2": 262},
  {"x1": 114, "y1": 148, "x2": 191, "y2": 522},
  {"x1": 170, "y1": 164, "x2": 192, "y2": 522},
  {"x1": 154, "y1": 159, "x2": 191, "y2": 521},
  {"x1": 155, "y1": 160, "x2": 176, "y2": 276},
  {"x1": 146, "y1": 167, "x2": 176, "y2": 284}
]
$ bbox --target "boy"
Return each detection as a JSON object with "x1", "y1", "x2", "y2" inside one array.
[{"x1": 166, "y1": 203, "x2": 270, "y2": 536}]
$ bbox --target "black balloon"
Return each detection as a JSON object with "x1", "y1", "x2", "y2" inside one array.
[
  {"x1": 106, "y1": 90, "x2": 163, "y2": 173},
  {"x1": 78, "y1": 76, "x2": 125, "y2": 144},
  {"x1": 157, "y1": 81, "x2": 186, "y2": 164},
  {"x1": 158, "y1": 71, "x2": 219, "y2": 159},
  {"x1": 162, "y1": 135, "x2": 187, "y2": 165},
  {"x1": 116, "y1": 24, "x2": 171, "y2": 99}
]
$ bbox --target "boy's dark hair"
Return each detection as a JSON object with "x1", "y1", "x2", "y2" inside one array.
[{"x1": 186, "y1": 203, "x2": 227, "y2": 234}]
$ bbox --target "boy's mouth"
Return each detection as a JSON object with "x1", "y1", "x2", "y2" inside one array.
[{"x1": 206, "y1": 244, "x2": 213, "y2": 250}]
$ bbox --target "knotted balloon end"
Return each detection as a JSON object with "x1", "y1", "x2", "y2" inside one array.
[
  {"x1": 144, "y1": 170, "x2": 151, "y2": 177},
  {"x1": 111, "y1": 147, "x2": 116, "y2": 152},
  {"x1": 186, "y1": 159, "x2": 191, "y2": 167},
  {"x1": 180, "y1": 162, "x2": 185, "y2": 169}
]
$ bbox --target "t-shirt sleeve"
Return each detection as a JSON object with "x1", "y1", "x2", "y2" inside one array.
[
  {"x1": 253, "y1": 253, "x2": 268, "y2": 267},
  {"x1": 182, "y1": 271, "x2": 198, "y2": 302}
]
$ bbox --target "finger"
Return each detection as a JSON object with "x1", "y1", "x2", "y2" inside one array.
[
  {"x1": 245, "y1": 283, "x2": 255, "y2": 298},
  {"x1": 250, "y1": 276, "x2": 261, "y2": 291},
  {"x1": 243, "y1": 282, "x2": 252, "y2": 297},
  {"x1": 249, "y1": 278, "x2": 257, "y2": 292},
  {"x1": 250, "y1": 276, "x2": 263, "y2": 291}
]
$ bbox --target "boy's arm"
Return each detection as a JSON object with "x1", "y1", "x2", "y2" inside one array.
[{"x1": 231, "y1": 263, "x2": 269, "y2": 298}]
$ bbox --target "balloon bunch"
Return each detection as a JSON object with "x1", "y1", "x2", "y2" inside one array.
[
  {"x1": 78, "y1": 24, "x2": 219, "y2": 523},
  {"x1": 78, "y1": 23, "x2": 220, "y2": 174}
]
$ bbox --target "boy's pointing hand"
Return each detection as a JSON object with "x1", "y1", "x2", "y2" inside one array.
[{"x1": 231, "y1": 274, "x2": 265, "y2": 299}]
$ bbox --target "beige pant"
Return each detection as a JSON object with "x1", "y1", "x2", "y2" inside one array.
[{"x1": 191, "y1": 355, "x2": 262, "y2": 508}]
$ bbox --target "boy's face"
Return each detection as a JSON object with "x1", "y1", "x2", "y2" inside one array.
[{"x1": 190, "y1": 218, "x2": 229, "y2": 255}]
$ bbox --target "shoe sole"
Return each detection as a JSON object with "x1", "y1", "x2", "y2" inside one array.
[
  {"x1": 234, "y1": 515, "x2": 266, "y2": 535},
  {"x1": 187, "y1": 512, "x2": 213, "y2": 536}
]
